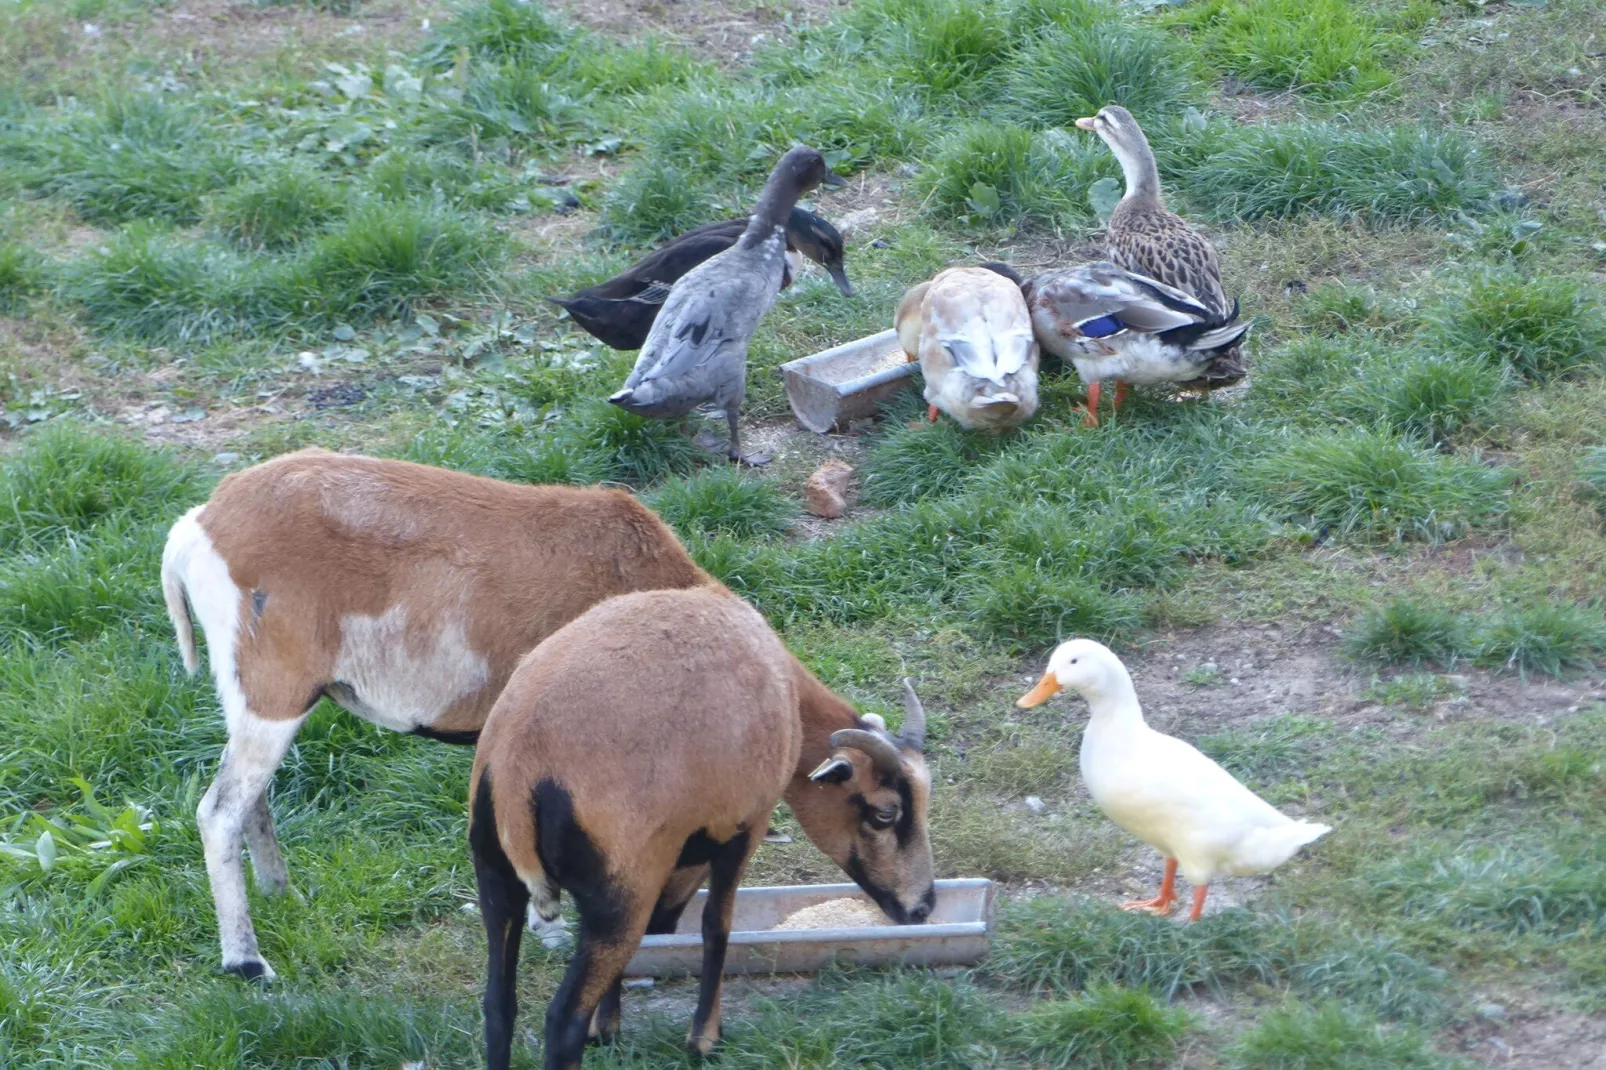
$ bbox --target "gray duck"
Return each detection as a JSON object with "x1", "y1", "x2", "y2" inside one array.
[
  {"x1": 1076, "y1": 105, "x2": 1248, "y2": 389},
  {"x1": 550, "y1": 208, "x2": 853, "y2": 351},
  {"x1": 608, "y1": 146, "x2": 844, "y2": 464}
]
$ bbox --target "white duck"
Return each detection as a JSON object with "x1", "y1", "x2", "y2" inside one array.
[
  {"x1": 894, "y1": 265, "x2": 1039, "y2": 433},
  {"x1": 1017, "y1": 639, "x2": 1331, "y2": 921}
]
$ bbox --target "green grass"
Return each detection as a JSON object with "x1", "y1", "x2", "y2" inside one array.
[
  {"x1": 1344, "y1": 598, "x2": 1470, "y2": 666},
  {"x1": 1165, "y1": 0, "x2": 1408, "y2": 103},
  {"x1": 1000, "y1": 22, "x2": 1198, "y2": 129},
  {"x1": 1011, "y1": 983, "x2": 1191, "y2": 1070},
  {"x1": 1473, "y1": 602, "x2": 1606, "y2": 676},
  {"x1": 649, "y1": 467, "x2": 798, "y2": 539},
  {"x1": 600, "y1": 158, "x2": 720, "y2": 246},
  {"x1": 920, "y1": 122, "x2": 1098, "y2": 226},
  {"x1": 1426, "y1": 269, "x2": 1606, "y2": 382},
  {"x1": 204, "y1": 163, "x2": 353, "y2": 251},
  {"x1": 1180, "y1": 124, "x2": 1495, "y2": 224},
  {"x1": 1256, "y1": 427, "x2": 1512, "y2": 542},
  {"x1": 1227, "y1": 1003, "x2": 1461, "y2": 1070}
]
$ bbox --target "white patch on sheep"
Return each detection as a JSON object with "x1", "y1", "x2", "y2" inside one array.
[{"x1": 329, "y1": 606, "x2": 490, "y2": 732}]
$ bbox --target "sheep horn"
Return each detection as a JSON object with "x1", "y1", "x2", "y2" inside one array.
[
  {"x1": 829, "y1": 729, "x2": 905, "y2": 782},
  {"x1": 900, "y1": 678, "x2": 926, "y2": 750}
]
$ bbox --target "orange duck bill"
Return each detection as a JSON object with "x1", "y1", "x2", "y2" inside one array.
[{"x1": 1016, "y1": 672, "x2": 1062, "y2": 708}]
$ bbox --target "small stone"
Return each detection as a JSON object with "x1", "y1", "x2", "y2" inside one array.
[
  {"x1": 836, "y1": 208, "x2": 879, "y2": 240},
  {"x1": 1474, "y1": 1002, "x2": 1507, "y2": 1024},
  {"x1": 624, "y1": 978, "x2": 654, "y2": 990},
  {"x1": 1023, "y1": 796, "x2": 1046, "y2": 815},
  {"x1": 804, "y1": 460, "x2": 854, "y2": 519},
  {"x1": 211, "y1": 452, "x2": 241, "y2": 466}
]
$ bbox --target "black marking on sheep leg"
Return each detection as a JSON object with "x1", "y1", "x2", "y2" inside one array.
[
  {"x1": 411, "y1": 725, "x2": 481, "y2": 746},
  {"x1": 471, "y1": 773, "x2": 529, "y2": 1070},
  {"x1": 545, "y1": 936, "x2": 600, "y2": 1070},
  {"x1": 676, "y1": 828, "x2": 724, "y2": 868},
  {"x1": 688, "y1": 828, "x2": 754, "y2": 1055},
  {"x1": 531, "y1": 779, "x2": 628, "y2": 936}
]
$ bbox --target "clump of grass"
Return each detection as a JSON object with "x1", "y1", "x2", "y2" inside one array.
[
  {"x1": 1344, "y1": 598, "x2": 1470, "y2": 667},
  {"x1": 0, "y1": 425, "x2": 199, "y2": 551},
  {"x1": 600, "y1": 158, "x2": 718, "y2": 246},
  {"x1": 430, "y1": 60, "x2": 580, "y2": 149},
  {"x1": 556, "y1": 37, "x2": 707, "y2": 96},
  {"x1": 1473, "y1": 602, "x2": 1606, "y2": 676},
  {"x1": 1578, "y1": 447, "x2": 1606, "y2": 511},
  {"x1": 649, "y1": 468, "x2": 798, "y2": 539},
  {"x1": 205, "y1": 163, "x2": 351, "y2": 250},
  {"x1": 1182, "y1": 124, "x2": 1494, "y2": 224},
  {"x1": 363, "y1": 147, "x2": 525, "y2": 211},
  {"x1": 1370, "y1": 352, "x2": 1507, "y2": 444},
  {"x1": 1009, "y1": 984, "x2": 1192, "y2": 1070},
  {"x1": 136, "y1": 987, "x2": 479, "y2": 1067},
  {"x1": 1005, "y1": 0, "x2": 1119, "y2": 36},
  {"x1": 1256, "y1": 427, "x2": 1511, "y2": 542},
  {"x1": 420, "y1": 0, "x2": 566, "y2": 67},
  {"x1": 1365, "y1": 837, "x2": 1606, "y2": 939},
  {"x1": 1165, "y1": 0, "x2": 1406, "y2": 102},
  {"x1": 288, "y1": 200, "x2": 502, "y2": 323},
  {"x1": 965, "y1": 566, "x2": 1145, "y2": 650},
  {"x1": 920, "y1": 123, "x2": 1097, "y2": 226},
  {"x1": 0, "y1": 237, "x2": 44, "y2": 310},
  {"x1": 859, "y1": 0, "x2": 1013, "y2": 98},
  {"x1": 862, "y1": 420, "x2": 1005, "y2": 505},
  {"x1": 1425, "y1": 269, "x2": 1606, "y2": 382},
  {"x1": 988, "y1": 897, "x2": 1445, "y2": 1020},
  {"x1": 550, "y1": 400, "x2": 707, "y2": 485},
  {"x1": 11, "y1": 93, "x2": 244, "y2": 224},
  {"x1": 0, "y1": 521, "x2": 166, "y2": 644},
  {"x1": 1000, "y1": 22, "x2": 1198, "y2": 130},
  {"x1": 61, "y1": 223, "x2": 267, "y2": 342},
  {"x1": 1228, "y1": 1002, "x2": 1460, "y2": 1069}
]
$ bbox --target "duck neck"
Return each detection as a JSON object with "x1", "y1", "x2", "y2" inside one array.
[
  {"x1": 1111, "y1": 136, "x2": 1162, "y2": 208},
  {"x1": 743, "y1": 172, "x2": 806, "y2": 249},
  {"x1": 1081, "y1": 668, "x2": 1147, "y2": 734}
]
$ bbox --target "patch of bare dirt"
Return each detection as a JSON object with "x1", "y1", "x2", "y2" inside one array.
[{"x1": 1456, "y1": 1009, "x2": 1606, "y2": 1068}]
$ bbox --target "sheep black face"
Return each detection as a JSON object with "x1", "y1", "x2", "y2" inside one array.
[{"x1": 796, "y1": 680, "x2": 936, "y2": 924}]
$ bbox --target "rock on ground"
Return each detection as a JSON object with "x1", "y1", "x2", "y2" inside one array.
[{"x1": 804, "y1": 460, "x2": 854, "y2": 519}]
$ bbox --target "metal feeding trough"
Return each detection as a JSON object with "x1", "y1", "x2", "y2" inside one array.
[
  {"x1": 777, "y1": 329, "x2": 919, "y2": 433},
  {"x1": 623, "y1": 878, "x2": 995, "y2": 978}
]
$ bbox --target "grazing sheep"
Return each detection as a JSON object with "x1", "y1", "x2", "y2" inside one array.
[
  {"x1": 162, "y1": 449, "x2": 712, "y2": 981},
  {"x1": 472, "y1": 585, "x2": 935, "y2": 1070}
]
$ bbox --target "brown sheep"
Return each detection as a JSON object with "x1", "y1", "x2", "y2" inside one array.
[
  {"x1": 471, "y1": 585, "x2": 935, "y2": 1070},
  {"x1": 162, "y1": 449, "x2": 712, "y2": 981}
]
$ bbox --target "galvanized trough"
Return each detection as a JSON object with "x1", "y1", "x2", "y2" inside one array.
[
  {"x1": 777, "y1": 328, "x2": 919, "y2": 433},
  {"x1": 623, "y1": 878, "x2": 995, "y2": 978}
]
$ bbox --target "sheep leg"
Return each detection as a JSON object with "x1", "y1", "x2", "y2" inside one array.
[
  {"x1": 687, "y1": 828, "x2": 760, "y2": 1056},
  {"x1": 545, "y1": 900, "x2": 654, "y2": 1070},
  {"x1": 198, "y1": 709, "x2": 306, "y2": 982},
  {"x1": 590, "y1": 865, "x2": 707, "y2": 1045},
  {"x1": 471, "y1": 776, "x2": 532, "y2": 1070},
  {"x1": 242, "y1": 792, "x2": 289, "y2": 896}
]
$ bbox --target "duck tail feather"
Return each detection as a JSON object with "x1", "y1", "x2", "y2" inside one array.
[{"x1": 1239, "y1": 821, "x2": 1332, "y2": 872}]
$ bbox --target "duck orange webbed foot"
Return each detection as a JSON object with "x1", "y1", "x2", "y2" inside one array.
[{"x1": 1119, "y1": 895, "x2": 1177, "y2": 916}]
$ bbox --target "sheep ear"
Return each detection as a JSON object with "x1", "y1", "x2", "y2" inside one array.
[{"x1": 808, "y1": 756, "x2": 855, "y2": 784}]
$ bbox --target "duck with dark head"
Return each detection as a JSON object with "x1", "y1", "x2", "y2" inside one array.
[
  {"x1": 608, "y1": 145, "x2": 846, "y2": 465},
  {"x1": 549, "y1": 206, "x2": 853, "y2": 352}
]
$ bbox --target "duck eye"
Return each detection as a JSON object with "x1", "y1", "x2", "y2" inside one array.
[{"x1": 1071, "y1": 658, "x2": 1079, "y2": 664}]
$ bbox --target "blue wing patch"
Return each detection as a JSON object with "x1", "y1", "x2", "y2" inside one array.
[{"x1": 1076, "y1": 314, "x2": 1124, "y2": 339}]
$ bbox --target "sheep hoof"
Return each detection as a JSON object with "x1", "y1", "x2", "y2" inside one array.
[
  {"x1": 685, "y1": 1029, "x2": 720, "y2": 1057},
  {"x1": 223, "y1": 958, "x2": 277, "y2": 985}
]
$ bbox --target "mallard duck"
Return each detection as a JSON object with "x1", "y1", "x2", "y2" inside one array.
[
  {"x1": 894, "y1": 266, "x2": 1039, "y2": 432},
  {"x1": 1076, "y1": 105, "x2": 1247, "y2": 389},
  {"x1": 609, "y1": 146, "x2": 844, "y2": 464},
  {"x1": 1021, "y1": 262, "x2": 1249, "y2": 426},
  {"x1": 1018, "y1": 640, "x2": 1331, "y2": 922},
  {"x1": 550, "y1": 208, "x2": 853, "y2": 351}
]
